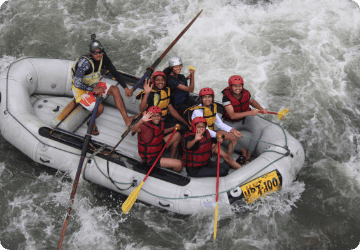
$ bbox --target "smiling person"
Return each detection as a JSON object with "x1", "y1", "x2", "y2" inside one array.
[
  {"x1": 163, "y1": 56, "x2": 198, "y2": 115},
  {"x1": 71, "y1": 35, "x2": 134, "y2": 135},
  {"x1": 182, "y1": 117, "x2": 230, "y2": 177},
  {"x1": 185, "y1": 87, "x2": 243, "y2": 170},
  {"x1": 131, "y1": 106, "x2": 182, "y2": 172},
  {"x1": 136, "y1": 71, "x2": 190, "y2": 134},
  {"x1": 222, "y1": 75, "x2": 267, "y2": 163}
]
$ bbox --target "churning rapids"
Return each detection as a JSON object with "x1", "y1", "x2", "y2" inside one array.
[{"x1": 0, "y1": 0, "x2": 360, "y2": 249}]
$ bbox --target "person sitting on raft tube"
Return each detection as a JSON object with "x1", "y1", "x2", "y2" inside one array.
[
  {"x1": 136, "y1": 71, "x2": 190, "y2": 134},
  {"x1": 184, "y1": 88, "x2": 243, "y2": 170},
  {"x1": 222, "y1": 75, "x2": 267, "y2": 163},
  {"x1": 162, "y1": 56, "x2": 198, "y2": 115},
  {"x1": 131, "y1": 106, "x2": 182, "y2": 173},
  {"x1": 71, "y1": 35, "x2": 134, "y2": 135},
  {"x1": 182, "y1": 117, "x2": 230, "y2": 177}
]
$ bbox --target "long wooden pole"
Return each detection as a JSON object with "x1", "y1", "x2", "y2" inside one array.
[{"x1": 57, "y1": 96, "x2": 101, "y2": 250}]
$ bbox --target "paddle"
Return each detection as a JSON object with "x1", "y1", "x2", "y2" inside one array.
[
  {"x1": 259, "y1": 108, "x2": 289, "y2": 120},
  {"x1": 122, "y1": 127, "x2": 178, "y2": 214},
  {"x1": 214, "y1": 140, "x2": 221, "y2": 241},
  {"x1": 132, "y1": 9, "x2": 203, "y2": 91},
  {"x1": 105, "y1": 114, "x2": 143, "y2": 156},
  {"x1": 57, "y1": 96, "x2": 101, "y2": 250}
]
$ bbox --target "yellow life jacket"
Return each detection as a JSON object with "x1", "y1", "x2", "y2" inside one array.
[
  {"x1": 71, "y1": 55, "x2": 103, "y2": 89},
  {"x1": 184, "y1": 103, "x2": 217, "y2": 131},
  {"x1": 136, "y1": 87, "x2": 171, "y2": 118}
]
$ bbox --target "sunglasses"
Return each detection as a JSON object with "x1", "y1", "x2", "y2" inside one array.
[{"x1": 92, "y1": 49, "x2": 104, "y2": 55}]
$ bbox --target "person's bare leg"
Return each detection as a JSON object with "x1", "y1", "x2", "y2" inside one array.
[
  {"x1": 107, "y1": 86, "x2": 133, "y2": 126},
  {"x1": 164, "y1": 131, "x2": 181, "y2": 159},
  {"x1": 160, "y1": 158, "x2": 182, "y2": 172},
  {"x1": 224, "y1": 133, "x2": 238, "y2": 156},
  {"x1": 212, "y1": 144, "x2": 242, "y2": 170}
]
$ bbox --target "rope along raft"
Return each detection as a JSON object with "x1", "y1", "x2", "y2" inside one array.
[{"x1": 4, "y1": 57, "x2": 290, "y2": 201}]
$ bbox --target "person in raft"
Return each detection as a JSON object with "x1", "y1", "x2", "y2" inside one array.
[
  {"x1": 71, "y1": 34, "x2": 134, "y2": 135},
  {"x1": 184, "y1": 87, "x2": 243, "y2": 170},
  {"x1": 182, "y1": 117, "x2": 230, "y2": 177},
  {"x1": 222, "y1": 75, "x2": 267, "y2": 163},
  {"x1": 163, "y1": 56, "x2": 198, "y2": 115},
  {"x1": 131, "y1": 106, "x2": 182, "y2": 172},
  {"x1": 136, "y1": 71, "x2": 190, "y2": 134}
]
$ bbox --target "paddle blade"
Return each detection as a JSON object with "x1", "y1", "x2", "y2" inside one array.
[
  {"x1": 278, "y1": 109, "x2": 289, "y2": 120},
  {"x1": 214, "y1": 204, "x2": 219, "y2": 242},
  {"x1": 122, "y1": 182, "x2": 144, "y2": 214}
]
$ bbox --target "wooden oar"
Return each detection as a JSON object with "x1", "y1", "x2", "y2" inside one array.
[
  {"x1": 214, "y1": 140, "x2": 221, "y2": 241},
  {"x1": 132, "y1": 10, "x2": 203, "y2": 90},
  {"x1": 122, "y1": 128, "x2": 178, "y2": 214},
  {"x1": 57, "y1": 96, "x2": 101, "y2": 250},
  {"x1": 259, "y1": 108, "x2": 289, "y2": 120}
]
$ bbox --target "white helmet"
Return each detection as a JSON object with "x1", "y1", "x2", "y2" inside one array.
[{"x1": 169, "y1": 56, "x2": 183, "y2": 67}]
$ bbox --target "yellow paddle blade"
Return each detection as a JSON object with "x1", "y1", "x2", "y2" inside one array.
[
  {"x1": 278, "y1": 109, "x2": 289, "y2": 120},
  {"x1": 122, "y1": 182, "x2": 144, "y2": 214},
  {"x1": 214, "y1": 204, "x2": 218, "y2": 242}
]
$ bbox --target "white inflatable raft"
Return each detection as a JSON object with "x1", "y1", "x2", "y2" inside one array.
[{"x1": 0, "y1": 57, "x2": 305, "y2": 215}]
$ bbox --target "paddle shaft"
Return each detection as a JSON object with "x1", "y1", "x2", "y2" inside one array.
[
  {"x1": 57, "y1": 96, "x2": 101, "y2": 250},
  {"x1": 143, "y1": 128, "x2": 177, "y2": 182},
  {"x1": 216, "y1": 141, "x2": 220, "y2": 202},
  {"x1": 132, "y1": 10, "x2": 203, "y2": 90}
]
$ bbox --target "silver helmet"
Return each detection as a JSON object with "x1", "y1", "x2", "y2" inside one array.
[
  {"x1": 89, "y1": 34, "x2": 103, "y2": 52},
  {"x1": 169, "y1": 56, "x2": 183, "y2": 67}
]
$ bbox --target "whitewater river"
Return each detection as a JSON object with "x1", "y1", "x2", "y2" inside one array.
[{"x1": 0, "y1": 0, "x2": 360, "y2": 249}]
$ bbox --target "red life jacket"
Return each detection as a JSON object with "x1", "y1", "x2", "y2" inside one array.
[
  {"x1": 222, "y1": 87, "x2": 251, "y2": 122},
  {"x1": 138, "y1": 121, "x2": 165, "y2": 164},
  {"x1": 182, "y1": 130, "x2": 212, "y2": 168}
]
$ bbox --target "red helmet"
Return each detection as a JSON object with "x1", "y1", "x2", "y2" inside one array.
[
  {"x1": 151, "y1": 71, "x2": 166, "y2": 85},
  {"x1": 228, "y1": 75, "x2": 244, "y2": 86},
  {"x1": 191, "y1": 116, "x2": 207, "y2": 133},
  {"x1": 147, "y1": 106, "x2": 162, "y2": 114},
  {"x1": 199, "y1": 87, "x2": 214, "y2": 97}
]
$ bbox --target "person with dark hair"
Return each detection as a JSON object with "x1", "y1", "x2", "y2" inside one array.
[
  {"x1": 182, "y1": 117, "x2": 230, "y2": 177},
  {"x1": 136, "y1": 71, "x2": 190, "y2": 134},
  {"x1": 132, "y1": 106, "x2": 182, "y2": 172},
  {"x1": 163, "y1": 56, "x2": 198, "y2": 115},
  {"x1": 222, "y1": 75, "x2": 267, "y2": 163},
  {"x1": 71, "y1": 35, "x2": 134, "y2": 135}
]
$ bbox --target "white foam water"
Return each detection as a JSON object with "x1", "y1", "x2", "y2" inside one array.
[{"x1": 0, "y1": 0, "x2": 360, "y2": 249}]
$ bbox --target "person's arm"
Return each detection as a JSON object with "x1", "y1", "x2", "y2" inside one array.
[
  {"x1": 224, "y1": 105, "x2": 258, "y2": 120},
  {"x1": 73, "y1": 58, "x2": 95, "y2": 91},
  {"x1": 185, "y1": 68, "x2": 195, "y2": 92},
  {"x1": 215, "y1": 113, "x2": 235, "y2": 133},
  {"x1": 168, "y1": 104, "x2": 190, "y2": 127},
  {"x1": 131, "y1": 111, "x2": 153, "y2": 133},
  {"x1": 164, "y1": 124, "x2": 180, "y2": 134},
  {"x1": 187, "y1": 131, "x2": 202, "y2": 149},
  {"x1": 250, "y1": 99, "x2": 267, "y2": 114},
  {"x1": 103, "y1": 53, "x2": 133, "y2": 97},
  {"x1": 138, "y1": 79, "x2": 152, "y2": 112}
]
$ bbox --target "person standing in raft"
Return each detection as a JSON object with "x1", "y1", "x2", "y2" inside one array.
[
  {"x1": 222, "y1": 75, "x2": 267, "y2": 163},
  {"x1": 136, "y1": 71, "x2": 190, "y2": 134},
  {"x1": 182, "y1": 117, "x2": 230, "y2": 177},
  {"x1": 184, "y1": 88, "x2": 243, "y2": 170},
  {"x1": 163, "y1": 56, "x2": 198, "y2": 115},
  {"x1": 131, "y1": 106, "x2": 182, "y2": 172},
  {"x1": 71, "y1": 35, "x2": 134, "y2": 135}
]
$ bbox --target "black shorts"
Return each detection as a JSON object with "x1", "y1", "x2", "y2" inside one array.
[
  {"x1": 164, "y1": 114, "x2": 188, "y2": 135},
  {"x1": 186, "y1": 160, "x2": 230, "y2": 177}
]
